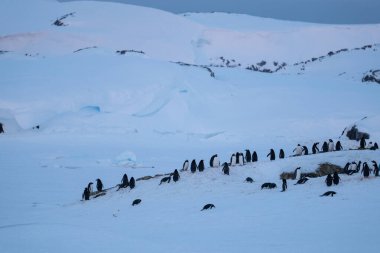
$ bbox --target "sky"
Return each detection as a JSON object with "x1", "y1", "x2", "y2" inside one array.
[{"x1": 59, "y1": 0, "x2": 380, "y2": 24}]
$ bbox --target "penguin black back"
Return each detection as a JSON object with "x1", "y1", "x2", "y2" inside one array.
[
  {"x1": 198, "y1": 160, "x2": 205, "y2": 172},
  {"x1": 190, "y1": 160, "x2": 197, "y2": 173},
  {"x1": 245, "y1": 150, "x2": 252, "y2": 163},
  {"x1": 252, "y1": 151, "x2": 258, "y2": 162},
  {"x1": 320, "y1": 191, "x2": 336, "y2": 197},
  {"x1": 129, "y1": 177, "x2": 136, "y2": 189},
  {"x1": 201, "y1": 203, "x2": 215, "y2": 211},
  {"x1": 279, "y1": 149, "x2": 285, "y2": 159},
  {"x1": 132, "y1": 199, "x2": 142, "y2": 206}
]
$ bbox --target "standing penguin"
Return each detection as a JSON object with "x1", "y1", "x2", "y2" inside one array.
[
  {"x1": 82, "y1": 188, "x2": 90, "y2": 201},
  {"x1": 312, "y1": 142, "x2": 320, "y2": 154},
  {"x1": 173, "y1": 169, "x2": 180, "y2": 182},
  {"x1": 267, "y1": 149, "x2": 275, "y2": 161},
  {"x1": 96, "y1": 178, "x2": 103, "y2": 192},
  {"x1": 198, "y1": 160, "x2": 205, "y2": 172},
  {"x1": 210, "y1": 154, "x2": 220, "y2": 168},
  {"x1": 293, "y1": 144, "x2": 303, "y2": 156},
  {"x1": 129, "y1": 177, "x2": 136, "y2": 189},
  {"x1": 117, "y1": 174, "x2": 129, "y2": 190},
  {"x1": 245, "y1": 150, "x2": 252, "y2": 163},
  {"x1": 222, "y1": 162, "x2": 230, "y2": 175},
  {"x1": 328, "y1": 139, "x2": 334, "y2": 152},
  {"x1": 335, "y1": 141, "x2": 343, "y2": 151},
  {"x1": 322, "y1": 142, "x2": 329, "y2": 152},
  {"x1": 333, "y1": 172, "x2": 340, "y2": 185},
  {"x1": 302, "y1": 146, "x2": 309, "y2": 155},
  {"x1": 190, "y1": 160, "x2": 197, "y2": 173},
  {"x1": 343, "y1": 162, "x2": 350, "y2": 174},
  {"x1": 325, "y1": 174, "x2": 333, "y2": 187},
  {"x1": 281, "y1": 178, "x2": 287, "y2": 192},
  {"x1": 87, "y1": 182, "x2": 94, "y2": 195},
  {"x1": 372, "y1": 161, "x2": 379, "y2": 176},
  {"x1": 252, "y1": 151, "x2": 258, "y2": 162},
  {"x1": 359, "y1": 136, "x2": 366, "y2": 149},
  {"x1": 230, "y1": 154, "x2": 237, "y2": 166},
  {"x1": 237, "y1": 153, "x2": 245, "y2": 166},
  {"x1": 279, "y1": 149, "x2": 285, "y2": 159},
  {"x1": 182, "y1": 160, "x2": 189, "y2": 171},
  {"x1": 372, "y1": 142, "x2": 379, "y2": 150},
  {"x1": 293, "y1": 167, "x2": 301, "y2": 180},
  {"x1": 362, "y1": 162, "x2": 370, "y2": 178},
  {"x1": 0, "y1": 122, "x2": 4, "y2": 134}
]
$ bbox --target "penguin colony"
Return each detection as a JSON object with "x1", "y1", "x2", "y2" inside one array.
[{"x1": 81, "y1": 138, "x2": 379, "y2": 212}]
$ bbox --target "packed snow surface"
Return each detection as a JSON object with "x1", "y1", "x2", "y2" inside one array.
[{"x1": 0, "y1": 0, "x2": 380, "y2": 252}]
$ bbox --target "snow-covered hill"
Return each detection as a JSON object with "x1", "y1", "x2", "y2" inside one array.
[{"x1": 0, "y1": 0, "x2": 380, "y2": 252}]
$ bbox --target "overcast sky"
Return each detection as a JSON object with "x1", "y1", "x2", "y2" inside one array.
[{"x1": 59, "y1": 0, "x2": 380, "y2": 24}]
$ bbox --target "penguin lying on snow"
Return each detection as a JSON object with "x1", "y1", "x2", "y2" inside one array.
[
  {"x1": 320, "y1": 191, "x2": 336, "y2": 197},
  {"x1": 261, "y1": 183, "x2": 277, "y2": 189},
  {"x1": 294, "y1": 177, "x2": 309, "y2": 185},
  {"x1": 159, "y1": 176, "x2": 171, "y2": 185},
  {"x1": 245, "y1": 177, "x2": 254, "y2": 183},
  {"x1": 201, "y1": 204, "x2": 215, "y2": 211},
  {"x1": 132, "y1": 199, "x2": 142, "y2": 206}
]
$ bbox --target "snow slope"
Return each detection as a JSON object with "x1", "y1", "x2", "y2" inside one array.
[{"x1": 0, "y1": 0, "x2": 380, "y2": 252}]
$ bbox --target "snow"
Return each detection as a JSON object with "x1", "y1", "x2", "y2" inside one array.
[{"x1": 0, "y1": 0, "x2": 380, "y2": 252}]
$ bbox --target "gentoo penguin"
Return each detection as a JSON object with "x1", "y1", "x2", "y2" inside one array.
[
  {"x1": 190, "y1": 160, "x2": 197, "y2": 173},
  {"x1": 117, "y1": 174, "x2": 129, "y2": 191},
  {"x1": 182, "y1": 160, "x2": 189, "y2": 171},
  {"x1": 267, "y1": 149, "x2": 275, "y2": 161},
  {"x1": 87, "y1": 182, "x2": 94, "y2": 194},
  {"x1": 237, "y1": 153, "x2": 245, "y2": 166},
  {"x1": 362, "y1": 162, "x2": 370, "y2": 178},
  {"x1": 0, "y1": 122, "x2": 4, "y2": 133},
  {"x1": 82, "y1": 187, "x2": 90, "y2": 200},
  {"x1": 261, "y1": 183, "x2": 277, "y2": 189},
  {"x1": 230, "y1": 154, "x2": 237, "y2": 166},
  {"x1": 222, "y1": 162, "x2": 230, "y2": 175},
  {"x1": 322, "y1": 142, "x2": 329, "y2": 152},
  {"x1": 372, "y1": 161, "x2": 379, "y2": 176},
  {"x1": 293, "y1": 144, "x2": 303, "y2": 156},
  {"x1": 281, "y1": 179, "x2": 287, "y2": 192},
  {"x1": 96, "y1": 178, "x2": 103, "y2": 192},
  {"x1": 320, "y1": 191, "x2": 336, "y2": 197},
  {"x1": 159, "y1": 176, "x2": 171, "y2": 185},
  {"x1": 132, "y1": 199, "x2": 142, "y2": 206},
  {"x1": 328, "y1": 139, "x2": 334, "y2": 152},
  {"x1": 173, "y1": 169, "x2": 180, "y2": 182},
  {"x1": 245, "y1": 177, "x2": 254, "y2": 183},
  {"x1": 325, "y1": 174, "x2": 333, "y2": 186},
  {"x1": 359, "y1": 136, "x2": 366, "y2": 149},
  {"x1": 333, "y1": 172, "x2": 340, "y2": 185},
  {"x1": 279, "y1": 149, "x2": 285, "y2": 159},
  {"x1": 343, "y1": 162, "x2": 350, "y2": 174},
  {"x1": 312, "y1": 142, "x2": 320, "y2": 154},
  {"x1": 245, "y1": 150, "x2": 252, "y2": 163},
  {"x1": 335, "y1": 141, "x2": 343, "y2": 151},
  {"x1": 372, "y1": 142, "x2": 379, "y2": 150},
  {"x1": 294, "y1": 177, "x2": 309, "y2": 185},
  {"x1": 201, "y1": 204, "x2": 215, "y2": 211},
  {"x1": 366, "y1": 142, "x2": 374, "y2": 150},
  {"x1": 302, "y1": 146, "x2": 309, "y2": 155},
  {"x1": 210, "y1": 154, "x2": 220, "y2": 168},
  {"x1": 293, "y1": 167, "x2": 301, "y2": 180},
  {"x1": 129, "y1": 177, "x2": 136, "y2": 189},
  {"x1": 198, "y1": 160, "x2": 205, "y2": 172},
  {"x1": 252, "y1": 151, "x2": 258, "y2": 162}
]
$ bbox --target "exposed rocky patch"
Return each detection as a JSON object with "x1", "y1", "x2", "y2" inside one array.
[
  {"x1": 173, "y1": 61, "x2": 215, "y2": 78},
  {"x1": 362, "y1": 69, "x2": 380, "y2": 84},
  {"x1": 73, "y1": 46, "x2": 97, "y2": 53},
  {"x1": 116, "y1": 49, "x2": 145, "y2": 55},
  {"x1": 346, "y1": 125, "x2": 370, "y2": 141},
  {"x1": 0, "y1": 50, "x2": 10, "y2": 55},
  {"x1": 52, "y1": 12, "x2": 75, "y2": 26}
]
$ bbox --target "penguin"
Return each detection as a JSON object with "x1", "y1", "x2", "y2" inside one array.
[
  {"x1": 361, "y1": 162, "x2": 370, "y2": 178},
  {"x1": 322, "y1": 142, "x2": 329, "y2": 152},
  {"x1": 328, "y1": 139, "x2": 334, "y2": 152},
  {"x1": 293, "y1": 144, "x2": 303, "y2": 156},
  {"x1": 293, "y1": 167, "x2": 301, "y2": 180},
  {"x1": 159, "y1": 176, "x2": 171, "y2": 185},
  {"x1": 346, "y1": 162, "x2": 357, "y2": 175},
  {"x1": 372, "y1": 142, "x2": 379, "y2": 150},
  {"x1": 366, "y1": 142, "x2": 374, "y2": 150},
  {"x1": 190, "y1": 159, "x2": 197, "y2": 173},
  {"x1": 261, "y1": 183, "x2": 277, "y2": 189},
  {"x1": 356, "y1": 161, "x2": 362, "y2": 173},
  {"x1": 333, "y1": 172, "x2": 340, "y2": 185},
  {"x1": 87, "y1": 182, "x2": 94, "y2": 194},
  {"x1": 279, "y1": 149, "x2": 285, "y2": 159},
  {"x1": 252, "y1": 151, "x2": 258, "y2": 162},
  {"x1": 320, "y1": 191, "x2": 336, "y2": 197},
  {"x1": 267, "y1": 149, "x2": 275, "y2": 161},
  {"x1": 129, "y1": 177, "x2": 136, "y2": 189},
  {"x1": 245, "y1": 177, "x2": 254, "y2": 183},
  {"x1": 372, "y1": 161, "x2": 379, "y2": 176},
  {"x1": 325, "y1": 174, "x2": 333, "y2": 186},
  {"x1": 82, "y1": 187, "x2": 90, "y2": 200},
  {"x1": 343, "y1": 162, "x2": 350, "y2": 174},
  {"x1": 245, "y1": 150, "x2": 252, "y2": 163},
  {"x1": 198, "y1": 160, "x2": 205, "y2": 172},
  {"x1": 210, "y1": 154, "x2": 219, "y2": 168},
  {"x1": 230, "y1": 154, "x2": 236, "y2": 166},
  {"x1": 0, "y1": 122, "x2": 4, "y2": 133},
  {"x1": 359, "y1": 136, "x2": 366, "y2": 149},
  {"x1": 132, "y1": 199, "x2": 142, "y2": 206},
  {"x1": 302, "y1": 146, "x2": 309, "y2": 155},
  {"x1": 294, "y1": 177, "x2": 309, "y2": 185},
  {"x1": 312, "y1": 142, "x2": 320, "y2": 154},
  {"x1": 173, "y1": 169, "x2": 180, "y2": 182},
  {"x1": 201, "y1": 204, "x2": 215, "y2": 211},
  {"x1": 237, "y1": 153, "x2": 245, "y2": 166},
  {"x1": 335, "y1": 141, "x2": 343, "y2": 151},
  {"x1": 117, "y1": 174, "x2": 129, "y2": 191},
  {"x1": 96, "y1": 178, "x2": 103, "y2": 192},
  {"x1": 281, "y1": 178, "x2": 287, "y2": 192},
  {"x1": 182, "y1": 160, "x2": 189, "y2": 171},
  {"x1": 222, "y1": 162, "x2": 230, "y2": 175}
]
